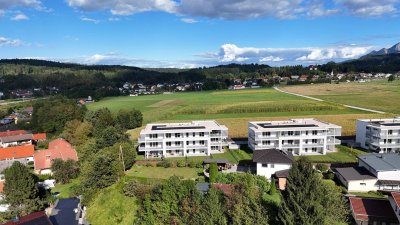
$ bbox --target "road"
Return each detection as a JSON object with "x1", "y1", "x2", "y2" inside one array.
[{"x1": 273, "y1": 86, "x2": 386, "y2": 114}]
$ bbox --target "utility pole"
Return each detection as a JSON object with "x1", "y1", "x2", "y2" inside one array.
[{"x1": 120, "y1": 145, "x2": 125, "y2": 172}]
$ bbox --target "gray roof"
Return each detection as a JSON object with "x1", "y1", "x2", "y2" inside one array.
[
  {"x1": 0, "y1": 134, "x2": 33, "y2": 143},
  {"x1": 358, "y1": 153, "x2": 400, "y2": 171},
  {"x1": 334, "y1": 167, "x2": 376, "y2": 181},
  {"x1": 275, "y1": 169, "x2": 290, "y2": 178},
  {"x1": 253, "y1": 149, "x2": 293, "y2": 164}
]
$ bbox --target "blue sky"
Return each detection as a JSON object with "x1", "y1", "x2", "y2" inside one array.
[{"x1": 0, "y1": 0, "x2": 400, "y2": 68}]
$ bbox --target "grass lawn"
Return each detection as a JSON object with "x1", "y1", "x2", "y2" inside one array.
[
  {"x1": 86, "y1": 181, "x2": 137, "y2": 225},
  {"x1": 299, "y1": 145, "x2": 367, "y2": 163},
  {"x1": 348, "y1": 191, "x2": 386, "y2": 199},
  {"x1": 126, "y1": 165, "x2": 202, "y2": 180},
  {"x1": 51, "y1": 179, "x2": 80, "y2": 199},
  {"x1": 281, "y1": 80, "x2": 400, "y2": 114}
]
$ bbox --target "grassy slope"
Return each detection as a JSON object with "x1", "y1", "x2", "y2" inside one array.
[
  {"x1": 126, "y1": 165, "x2": 201, "y2": 180},
  {"x1": 299, "y1": 145, "x2": 367, "y2": 163},
  {"x1": 281, "y1": 80, "x2": 400, "y2": 114}
]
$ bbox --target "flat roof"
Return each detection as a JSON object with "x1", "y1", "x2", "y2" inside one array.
[
  {"x1": 359, "y1": 118, "x2": 400, "y2": 128},
  {"x1": 334, "y1": 167, "x2": 376, "y2": 181},
  {"x1": 358, "y1": 153, "x2": 400, "y2": 171},
  {"x1": 141, "y1": 120, "x2": 228, "y2": 133},
  {"x1": 249, "y1": 118, "x2": 340, "y2": 130}
]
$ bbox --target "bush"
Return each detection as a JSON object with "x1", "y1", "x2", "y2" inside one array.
[
  {"x1": 188, "y1": 160, "x2": 196, "y2": 168},
  {"x1": 269, "y1": 177, "x2": 277, "y2": 195},
  {"x1": 209, "y1": 163, "x2": 218, "y2": 183},
  {"x1": 145, "y1": 162, "x2": 155, "y2": 167},
  {"x1": 316, "y1": 163, "x2": 329, "y2": 172},
  {"x1": 156, "y1": 161, "x2": 171, "y2": 168},
  {"x1": 38, "y1": 174, "x2": 53, "y2": 181},
  {"x1": 123, "y1": 180, "x2": 154, "y2": 200},
  {"x1": 323, "y1": 171, "x2": 335, "y2": 180},
  {"x1": 177, "y1": 161, "x2": 186, "y2": 167}
]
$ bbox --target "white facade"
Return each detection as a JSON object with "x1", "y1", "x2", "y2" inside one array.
[
  {"x1": 356, "y1": 118, "x2": 400, "y2": 153},
  {"x1": 138, "y1": 120, "x2": 228, "y2": 158},
  {"x1": 248, "y1": 118, "x2": 341, "y2": 156},
  {"x1": 256, "y1": 162, "x2": 291, "y2": 180}
]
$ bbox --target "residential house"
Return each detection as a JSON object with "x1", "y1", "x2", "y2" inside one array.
[
  {"x1": 138, "y1": 120, "x2": 228, "y2": 158},
  {"x1": 0, "y1": 134, "x2": 34, "y2": 148},
  {"x1": 349, "y1": 197, "x2": 399, "y2": 225},
  {"x1": 389, "y1": 192, "x2": 400, "y2": 223},
  {"x1": 248, "y1": 118, "x2": 342, "y2": 155},
  {"x1": 0, "y1": 145, "x2": 34, "y2": 172},
  {"x1": 335, "y1": 153, "x2": 400, "y2": 192},
  {"x1": 2, "y1": 211, "x2": 53, "y2": 225},
  {"x1": 34, "y1": 138, "x2": 78, "y2": 174},
  {"x1": 299, "y1": 75, "x2": 309, "y2": 82},
  {"x1": 0, "y1": 130, "x2": 27, "y2": 137},
  {"x1": 356, "y1": 118, "x2": 400, "y2": 153},
  {"x1": 33, "y1": 133, "x2": 47, "y2": 142},
  {"x1": 252, "y1": 149, "x2": 293, "y2": 189}
]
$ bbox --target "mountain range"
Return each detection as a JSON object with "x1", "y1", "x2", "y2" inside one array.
[{"x1": 367, "y1": 42, "x2": 400, "y2": 56}]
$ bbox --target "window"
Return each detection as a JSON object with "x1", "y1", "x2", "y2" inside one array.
[
  {"x1": 166, "y1": 142, "x2": 171, "y2": 146},
  {"x1": 186, "y1": 133, "x2": 189, "y2": 137},
  {"x1": 193, "y1": 149, "x2": 195, "y2": 153},
  {"x1": 288, "y1": 140, "x2": 294, "y2": 145},
  {"x1": 305, "y1": 131, "x2": 309, "y2": 135},
  {"x1": 270, "y1": 164, "x2": 275, "y2": 168},
  {"x1": 166, "y1": 133, "x2": 172, "y2": 138},
  {"x1": 360, "y1": 183, "x2": 366, "y2": 186},
  {"x1": 186, "y1": 141, "x2": 189, "y2": 145},
  {"x1": 262, "y1": 140, "x2": 271, "y2": 145},
  {"x1": 149, "y1": 134, "x2": 158, "y2": 139},
  {"x1": 193, "y1": 132, "x2": 195, "y2": 137},
  {"x1": 200, "y1": 140, "x2": 205, "y2": 145},
  {"x1": 312, "y1": 139, "x2": 318, "y2": 144},
  {"x1": 149, "y1": 142, "x2": 158, "y2": 147},
  {"x1": 262, "y1": 132, "x2": 271, "y2": 136},
  {"x1": 175, "y1": 141, "x2": 181, "y2": 146},
  {"x1": 288, "y1": 131, "x2": 294, "y2": 136},
  {"x1": 312, "y1": 147, "x2": 317, "y2": 152},
  {"x1": 312, "y1": 130, "x2": 318, "y2": 135},
  {"x1": 262, "y1": 163, "x2": 268, "y2": 168},
  {"x1": 389, "y1": 130, "x2": 393, "y2": 135},
  {"x1": 193, "y1": 141, "x2": 195, "y2": 145},
  {"x1": 175, "y1": 133, "x2": 181, "y2": 138},
  {"x1": 200, "y1": 132, "x2": 204, "y2": 137}
]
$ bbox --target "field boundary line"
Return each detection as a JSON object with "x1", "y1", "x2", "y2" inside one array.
[{"x1": 274, "y1": 86, "x2": 386, "y2": 114}]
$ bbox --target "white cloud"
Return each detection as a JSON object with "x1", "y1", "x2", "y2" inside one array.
[
  {"x1": 260, "y1": 56, "x2": 284, "y2": 62},
  {"x1": 11, "y1": 13, "x2": 29, "y2": 21},
  {"x1": 336, "y1": 0, "x2": 398, "y2": 16},
  {"x1": 80, "y1": 16, "x2": 100, "y2": 24},
  {"x1": 0, "y1": 36, "x2": 23, "y2": 47},
  {"x1": 67, "y1": 0, "x2": 177, "y2": 15},
  {"x1": 0, "y1": 0, "x2": 42, "y2": 10},
  {"x1": 214, "y1": 43, "x2": 372, "y2": 64},
  {"x1": 180, "y1": 18, "x2": 198, "y2": 23}
]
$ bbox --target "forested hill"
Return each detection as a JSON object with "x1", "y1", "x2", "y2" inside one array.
[{"x1": 320, "y1": 53, "x2": 400, "y2": 73}]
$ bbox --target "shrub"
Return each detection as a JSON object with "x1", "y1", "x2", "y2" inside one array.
[
  {"x1": 170, "y1": 161, "x2": 177, "y2": 168},
  {"x1": 177, "y1": 160, "x2": 186, "y2": 167},
  {"x1": 269, "y1": 177, "x2": 277, "y2": 195},
  {"x1": 188, "y1": 160, "x2": 196, "y2": 168},
  {"x1": 316, "y1": 163, "x2": 329, "y2": 172},
  {"x1": 324, "y1": 172, "x2": 335, "y2": 180},
  {"x1": 157, "y1": 161, "x2": 171, "y2": 168},
  {"x1": 123, "y1": 180, "x2": 154, "y2": 200},
  {"x1": 145, "y1": 162, "x2": 154, "y2": 167},
  {"x1": 209, "y1": 163, "x2": 218, "y2": 183}
]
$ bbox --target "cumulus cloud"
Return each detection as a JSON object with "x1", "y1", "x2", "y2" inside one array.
[
  {"x1": 11, "y1": 13, "x2": 29, "y2": 21},
  {"x1": 0, "y1": 36, "x2": 23, "y2": 47},
  {"x1": 180, "y1": 18, "x2": 198, "y2": 23},
  {"x1": 67, "y1": 0, "x2": 177, "y2": 15},
  {"x1": 213, "y1": 43, "x2": 372, "y2": 65},
  {"x1": 0, "y1": 0, "x2": 42, "y2": 10},
  {"x1": 336, "y1": 0, "x2": 398, "y2": 16}
]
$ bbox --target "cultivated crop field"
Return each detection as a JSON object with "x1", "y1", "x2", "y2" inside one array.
[
  {"x1": 88, "y1": 87, "x2": 395, "y2": 139},
  {"x1": 281, "y1": 80, "x2": 400, "y2": 114}
]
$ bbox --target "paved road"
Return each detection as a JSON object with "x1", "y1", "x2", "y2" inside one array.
[{"x1": 273, "y1": 86, "x2": 386, "y2": 114}]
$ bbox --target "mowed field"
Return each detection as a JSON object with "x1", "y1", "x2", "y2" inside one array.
[
  {"x1": 281, "y1": 80, "x2": 400, "y2": 114},
  {"x1": 88, "y1": 88, "x2": 393, "y2": 139}
]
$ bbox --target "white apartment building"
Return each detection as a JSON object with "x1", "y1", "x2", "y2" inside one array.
[
  {"x1": 356, "y1": 118, "x2": 400, "y2": 153},
  {"x1": 138, "y1": 120, "x2": 228, "y2": 158},
  {"x1": 248, "y1": 118, "x2": 341, "y2": 155}
]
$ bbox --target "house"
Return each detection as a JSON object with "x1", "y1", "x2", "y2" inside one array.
[
  {"x1": 33, "y1": 133, "x2": 47, "y2": 142},
  {"x1": 229, "y1": 85, "x2": 245, "y2": 90},
  {"x1": 349, "y1": 197, "x2": 399, "y2": 225},
  {"x1": 299, "y1": 75, "x2": 309, "y2": 82},
  {"x1": 335, "y1": 153, "x2": 400, "y2": 192},
  {"x1": 0, "y1": 134, "x2": 34, "y2": 148},
  {"x1": 0, "y1": 145, "x2": 35, "y2": 172},
  {"x1": 248, "y1": 118, "x2": 342, "y2": 155},
  {"x1": 2, "y1": 211, "x2": 53, "y2": 225},
  {"x1": 290, "y1": 75, "x2": 299, "y2": 80},
  {"x1": 0, "y1": 130, "x2": 27, "y2": 137},
  {"x1": 389, "y1": 192, "x2": 400, "y2": 223},
  {"x1": 34, "y1": 138, "x2": 78, "y2": 174},
  {"x1": 252, "y1": 149, "x2": 293, "y2": 188},
  {"x1": 356, "y1": 118, "x2": 400, "y2": 153},
  {"x1": 138, "y1": 120, "x2": 228, "y2": 158}
]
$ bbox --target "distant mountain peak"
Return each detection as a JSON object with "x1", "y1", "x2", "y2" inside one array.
[{"x1": 367, "y1": 42, "x2": 400, "y2": 56}]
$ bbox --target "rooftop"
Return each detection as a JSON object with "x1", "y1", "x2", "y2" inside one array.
[
  {"x1": 358, "y1": 153, "x2": 400, "y2": 172},
  {"x1": 360, "y1": 118, "x2": 400, "y2": 128},
  {"x1": 2, "y1": 211, "x2": 52, "y2": 225},
  {"x1": 391, "y1": 192, "x2": 400, "y2": 208},
  {"x1": 334, "y1": 167, "x2": 376, "y2": 181},
  {"x1": 0, "y1": 145, "x2": 34, "y2": 161},
  {"x1": 253, "y1": 149, "x2": 293, "y2": 164},
  {"x1": 141, "y1": 120, "x2": 228, "y2": 133},
  {"x1": 0, "y1": 134, "x2": 33, "y2": 143},
  {"x1": 349, "y1": 197, "x2": 399, "y2": 223},
  {"x1": 249, "y1": 118, "x2": 340, "y2": 130},
  {"x1": 0, "y1": 130, "x2": 28, "y2": 137},
  {"x1": 34, "y1": 138, "x2": 78, "y2": 171}
]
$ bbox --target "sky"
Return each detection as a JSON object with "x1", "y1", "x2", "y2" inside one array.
[{"x1": 0, "y1": 0, "x2": 400, "y2": 68}]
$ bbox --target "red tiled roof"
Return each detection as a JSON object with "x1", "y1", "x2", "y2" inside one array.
[
  {"x1": 2, "y1": 211, "x2": 52, "y2": 225},
  {"x1": 0, "y1": 181, "x2": 4, "y2": 193},
  {"x1": 391, "y1": 192, "x2": 400, "y2": 208},
  {"x1": 0, "y1": 145, "x2": 34, "y2": 161},
  {"x1": 349, "y1": 197, "x2": 398, "y2": 222},
  {"x1": 33, "y1": 133, "x2": 47, "y2": 141},
  {"x1": 34, "y1": 138, "x2": 78, "y2": 171},
  {"x1": 212, "y1": 183, "x2": 234, "y2": 196},
  {"x1": 0, "y1": 130, "x2": 28, "y2": 137}
]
